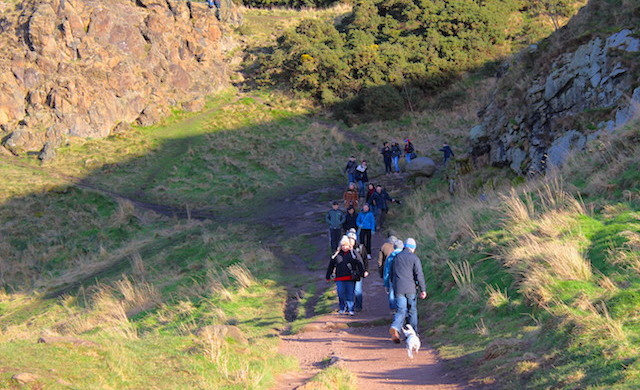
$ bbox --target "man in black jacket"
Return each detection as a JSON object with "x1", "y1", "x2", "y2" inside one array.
[
  {"x1": 381, "y1": 142, "x2": 393, "y2": 174},
  {"x1": 370, "y1": 185, "x2": 398, "y2": 230},
  {"x1": 388, "y1": 238, "x2": 427, "y2": 343}
]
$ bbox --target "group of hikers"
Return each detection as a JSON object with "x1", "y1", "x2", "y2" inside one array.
[
  {"x1": 324, "y1": 146, "x2": 428, "y2": 342},
  {"x1": 375, "y1": 138, "x2": 456, "y2": 176},
  {"x1": 380, "y1": 139, "x2": 416, "y2": 175}
]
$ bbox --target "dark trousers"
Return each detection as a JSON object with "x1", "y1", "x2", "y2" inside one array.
[
  {"x1": 330, "y1": 228, "x2": 342, "y2": 251},
  {"x1": 384, "y1": 157, "x2": 392, "y2": 173},
  {"x1": 359, "y1": 229, "x2": 372, "y2": 255},
  {"x1": 375, "y1": 208, "x2": 388, "y2": 230}
]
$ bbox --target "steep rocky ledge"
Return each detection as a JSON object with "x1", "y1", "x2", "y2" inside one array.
[
  {"x1": 470, "y1": 29, "x2": 640, "y2": 175},
  {"x1": 0, "y1": 0, "x2": 227, "y2": 159}
]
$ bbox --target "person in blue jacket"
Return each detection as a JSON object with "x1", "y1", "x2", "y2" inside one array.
[
  {"x1": 356, "y1": 203, "x2": 375, "y2": 258},
  {"x1": 383, "y1": 239, "x2": 404, "y2": 312}
]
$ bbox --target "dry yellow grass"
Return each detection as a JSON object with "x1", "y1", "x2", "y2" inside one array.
[
  {"x1": 485, "y1": 284, "x2": 509, "y2": 309},
  {"x1": 447, "y1": 260, "x2": 479, "y2": 300},
  {"x1": 607, "y1": 230, "x2": 640, "y2": 275},
  {"x1": 227, "y1": 264, "x2": 256, "y2": 289},
  {"x1": 508, "y1": 235, "x2": 592, "y2": 281}
]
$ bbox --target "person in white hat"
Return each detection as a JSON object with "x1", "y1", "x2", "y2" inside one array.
[{"x1": 325, "y1": 236, "x2": 364, "y2": 316}]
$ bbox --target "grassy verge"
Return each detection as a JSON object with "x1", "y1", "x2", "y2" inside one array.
[
  {"x1": 301, "y1": 363, "x2": 357, "y2": 390},
  {"x1": 0, "y1": 88, "x2": 356, "y2": 388},
  {"x1": 385, "y1": 123, "x2": 640, "y2": 388}
]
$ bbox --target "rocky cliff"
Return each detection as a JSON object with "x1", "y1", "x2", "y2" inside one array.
[
  {"x1": 470, "y1": 28, "x2": 640, "y2": 175},
  {"x1": 0, "y1": 0, "x2": 228, "y2": 159}
]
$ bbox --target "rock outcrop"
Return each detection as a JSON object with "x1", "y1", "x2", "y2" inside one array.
[
  {"x1": 406, "y1": 156, "x2": 437, "y2": 178},
  {"x1": 0, "y1": 0, "x2": 228, "y2": 156},
  {"x1": 470, "y1": 29, "x2": 640, "y2": 175}
]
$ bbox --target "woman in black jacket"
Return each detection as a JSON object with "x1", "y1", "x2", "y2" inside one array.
[{"x1": 325, "y1": 236, "x2": 364, "y2": 315}]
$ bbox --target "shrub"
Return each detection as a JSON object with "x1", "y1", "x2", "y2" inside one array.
[
  {"x1": 359, "y1": 85, "x2": 404, "y2": 121},
  {"x1": 256, "y1": 0, "x2": 576, "y2": 120}
]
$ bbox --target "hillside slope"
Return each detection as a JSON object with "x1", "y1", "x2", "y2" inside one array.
[{"x1": 469, "y1": 0, "x2": 640, "y2": 175}]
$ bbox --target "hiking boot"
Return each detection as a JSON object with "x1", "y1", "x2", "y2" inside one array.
[{"x1": 389, "y1": 327, "x2": 401, "y2": 343}]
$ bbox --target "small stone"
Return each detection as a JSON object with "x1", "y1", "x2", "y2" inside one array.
[{"x1": 12, "y1": 372, "x2": 39, "y2": 384}]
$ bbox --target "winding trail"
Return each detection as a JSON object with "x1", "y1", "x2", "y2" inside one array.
[
  {"x1": 1, "y1": 124, "x2": 479, "y2": 389},
  {"x1": 261, "y1": 175, "x2": 481, "y2": 390}
]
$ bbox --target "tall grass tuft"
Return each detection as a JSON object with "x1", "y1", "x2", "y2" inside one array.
[
  {"x1": 501, "y1": 188, "x2": 534, "y2": 225},
  {"x1": 227, "y1": 264, "x2": 255, "y2": 289},
  {"x1": 485, "y1": 284, "x2": 509, "y2": 309},
  {"x1": 113, "y1": 278, "x2": 161, "y2": 317},
  {"x1": 447, "y1": 260, "x2": 479, "y2": 300},
  {"x1": 508, "y1": 235, "x2": 592, "y2": 281}
]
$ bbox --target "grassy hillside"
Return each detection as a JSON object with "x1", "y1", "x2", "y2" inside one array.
[
  {"x1": 1, "y1": 2, "x2": 638, "y2": 389},
  {"x1": 383, "y1": 122, "x2": 640, "y2": 388},
  {"x1": 0, "y1": 86, "x2": 367, "y2": 388}
]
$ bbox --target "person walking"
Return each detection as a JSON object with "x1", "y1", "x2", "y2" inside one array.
[
  {"x1": 381, "y1": 142, "x2": 393, "y2": 175},
  {"x1": 326, "y1": 201, "x2": 345, "y2": 251},
  {"x1": 347, "y1": 230, "x2": 368, "y2": 312},
  {"x1": 404, "y1": 139, "x2": 415, "y2": 163},
  {"x1": 377, "y1": 234, "x2": 397, "y2": 278},
  {"x1": 355, "y1": 160, "x2": 369, "y2": 198},
  {"x1": 356, "y1": 203, "x2": 375, "y2": 259},
  {"x1": 365, "y1": 183, "x2": 376, "y2": 206},
  {"x1": 343, "y1": 206, "x2": 358, "y2": 232},
  {"x1": 391, "y1": 142, "x2": 402, "y2": 173},
  {"x1": 343, "y1": 183, "x2": 359, "y2": 209},
  {"x1": 344, "y1": 156, "x2": 357, "y2": 185},
  {"x1": 439, "y1": 142, "x2": 455, "y2": 165},
  {"x1": 389, "y1": 238, "x2": 427, "y2": 343},
  {"x1": 370, "y1": 185, "x2": 399, "y2": 230},
  {"x1": 326, "y1": 236, "x2": 364, "y2": 315},
  {"x1": 383, "y1": 239, "x2": 404, "y2": 313}
]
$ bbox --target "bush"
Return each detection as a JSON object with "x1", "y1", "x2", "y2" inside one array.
[
  {"x1": 359, "y1": 85, "x2": 404, "y2": 122},
  {"x1": 256, "y1": 0, "x2": 581, "y2": 120}
]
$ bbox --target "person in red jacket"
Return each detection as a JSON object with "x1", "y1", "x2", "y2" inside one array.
[{"x1": 326, "y1": 236, "x2": 364, "y2": 315}]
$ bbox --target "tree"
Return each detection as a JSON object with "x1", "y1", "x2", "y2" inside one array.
[{"x1": 529, "y1": 0, "x2": 575, "y2": 30}]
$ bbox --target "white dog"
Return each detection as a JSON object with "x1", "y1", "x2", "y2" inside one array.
[{"x1": 402, "y1": 324, "x2": 421, "y2": 359}]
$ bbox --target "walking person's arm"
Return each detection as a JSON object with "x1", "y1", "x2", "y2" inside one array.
[
  {"x1": 377, "y1": 249, "x2": 385, "y2": 278},
  {"x1": 326, "y1": 258, "x2": 336, "y2": 281},
  {"x1": 414, "y1": 256, "x2": 427, "y2": 299}
]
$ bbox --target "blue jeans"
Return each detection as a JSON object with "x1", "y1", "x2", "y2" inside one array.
[
  {"x1": 348, "y1": 173, "x2": 356, "y2": 185},
  {"x1": 387, "y1": 285, "x2": 396, "y2": 311},
  {"x1": 354, "y1": 279, "x2": 363, "y2": 311},
  {"x1": 357, "y1": 181, "x2": 367, "y2": 198},
  {"x1": 405, "y1": 154, "x2": 411, "y2": 163},
  {"x1": 336, "y1": 280, "x2": 355, "y2": 312},
  {"x1": 391, "y1": 293, "x2": 418, "y2": 332},
  {"x1": 392, "y1": 156, "x2": 400, "y2": 172}
]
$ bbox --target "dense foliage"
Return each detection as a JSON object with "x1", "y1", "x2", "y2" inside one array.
[{"x1": 256, "y1": 0, "x2": 578, "y2": 120}]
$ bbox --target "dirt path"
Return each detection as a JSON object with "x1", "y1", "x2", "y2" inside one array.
[
  {"x1": 2, "y1": 130, "x2": 477, "y2": 389},
  {"x1": 262, "y1": 175, "x2": 480, "y2": 390}
]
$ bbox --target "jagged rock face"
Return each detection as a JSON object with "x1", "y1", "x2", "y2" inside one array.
[
  {"x1": 0, "y1": 0, "x2": 227, "y2": 155},
  {"x1": 471, "y1": 29, "x2": 640, "y2": 175}
]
